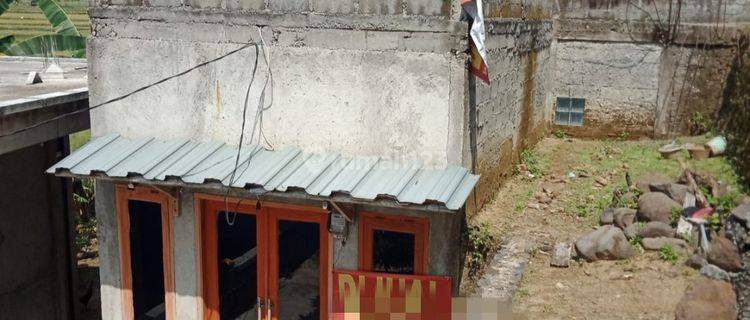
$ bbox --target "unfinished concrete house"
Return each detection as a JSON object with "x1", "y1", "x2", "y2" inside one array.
[{"x1": 45, "y1": 0, "x2": 555, "y2": 319}]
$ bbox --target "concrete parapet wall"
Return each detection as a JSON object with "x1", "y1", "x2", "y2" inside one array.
[{"x1": 92, "y1": 0, "x2": 458, "y2": 18}]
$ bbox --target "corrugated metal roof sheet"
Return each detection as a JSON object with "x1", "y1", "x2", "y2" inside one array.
[{"x1": 47, "y1": 134, "x2": 480, "y2": 211}]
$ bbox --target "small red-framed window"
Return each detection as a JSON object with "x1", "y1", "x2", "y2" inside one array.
[
  {"x1": 358, "y1": 212, "x2": 429, "y2": 275},
  {"x1": 115, "y1": 185, "x2": 175, "y2": 320}
]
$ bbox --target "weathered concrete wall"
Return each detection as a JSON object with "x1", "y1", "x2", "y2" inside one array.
[
  {"x1": 554, "y1": 41, "x2": 662, "y2": 137},
  {"x1": 655, "y1": 45, "x2": 736, "y2": 136},
  {"x1": 719, "y1": 34, "x2": 750, "y2": 190},
  {"x1": 553, "y1": 38, "x2": 738, "y2": 138},
  {"x1": 88, "y1": 6, "x2": 467, "y2": 167},
  {"x1": 558, "y1": 0, "x2": 750, "y2": 23},
  {"x1": 92, "y1": 0, "x2": 458, "y2": 17},
  {"x1": 0, "y1": 140, "x2": 75, "y2": 320},
  {"x1": 552, "y1": 0, "x2": 748, "y2": 138},
  {"x1": 473, "y1": 21, "x2": 555, "y2": 202}
]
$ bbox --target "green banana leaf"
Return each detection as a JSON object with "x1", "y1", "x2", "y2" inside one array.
[
  {"x1": 37, "y1": 0, "x2": 79, "y2": 36},
  {"x1": 0, "y1": 35, "x2": 14, "y2": 53},
  {"x1": 4, "y1": 34, "x2": 86, "y2": 56},
  {"x1": 0, "y1": 0, "x2": 16, "y2": 17},
  {"x1": 70, "y1": 48, "x2": 86, "y2": 58}
]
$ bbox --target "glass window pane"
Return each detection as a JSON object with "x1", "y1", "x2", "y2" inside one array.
[
  {"x1": 570, "y1": 112, "x2": 584, "y2": 126},
  {"x1": 128, "y1": 200, "x2": 165, "y2": 320},
  {"x1": 554, "y1": 111, "x2": 569, "y2": 125},
  {"x1": 571, "y1": 98, "x2": 585, "y2": 113},
  {"x1": 278, "y1": 220, "x2": 320, "y2": 320},
  {"x1": 556, "y1": 98, "x2": 570, "y2": 112},
  {"x1": 217, "y1": 212, "x2": 258, "y2": 320},
  {"x1": 372, "y1": 230, "x2": 416, "y2": 275}
]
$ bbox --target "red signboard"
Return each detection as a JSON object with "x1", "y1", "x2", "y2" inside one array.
[{"x1": 332, "y1": 270, "x2": 452, "y2": 320}]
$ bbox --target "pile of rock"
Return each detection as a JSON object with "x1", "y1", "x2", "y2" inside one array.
[
  {"x1": 569, "y1": 173, "x2": 696, "y2": 262},
  {"x1": 551, "y1": 170, "x2": 749, "y2": 319}
]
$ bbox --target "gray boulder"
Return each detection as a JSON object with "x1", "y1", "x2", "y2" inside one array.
[
  {"x1": 642, "y1": 237, "x2": 689, "y2": 253},
  {"x1": 730, "y1": 204, "x2": 750, "y2": 229},
  {"x1": 635, "y1": 173, "x2": 672, "y2": 193},
  {"x1": 613, "y1": 208, "x2": 637, "y2": 229},
  {"x1": 637, "y1": 221, "x2": 675, "y2": 238},
  {"x1": 700, "y1": 264, "x2": 731, "y2": 282},
  {"x1": 600, "y1": 208, "x2": 614, "y2": 225},
  {"x1": 649, "y1": 183, "x2": 690, "y2": 204},
  {"x1": 707, "y1": 236, "x2": 743, "y2": 272},
  {"x1": 623, "y1": 223, "x2": 642, "y2": 240},
  {"x1": 575, "y1": 225, "x2": 635, "y2": 261},
  {"x1": 637, "y1": 192, "x2": 681, "y2": 223},
  {"x1": 686, "y1": 254, "x2": 708, "y2": 269}
]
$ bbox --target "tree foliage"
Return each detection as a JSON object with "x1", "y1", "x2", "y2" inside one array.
[{"x1": 0, "y1": 0, "x2": 86, "y2": 57}]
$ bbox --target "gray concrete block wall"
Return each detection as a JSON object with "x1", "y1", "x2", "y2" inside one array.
[
  {"x1": 471, "y1": 21, "x2": 555, "y2": 203},
  {"x1": 553, "y1": 41, "x2": 662, "y2": 137}
]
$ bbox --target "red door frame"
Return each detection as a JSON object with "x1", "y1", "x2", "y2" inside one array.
[
  {"x1": 264, "y1": 203, "x2": 330, "y2": 320},
  {"x1": 198, "y1": 197, "x2": 264, "y2": 320},
  {"x1": 196, "y1": 196, "x2": 330, "y2": 320},
  {"x1": 358, "y1": 212, "x2": 430, "y2": 275},
  {"x1": 115, "y1": 185, "x2": 175, "y2": 320}
]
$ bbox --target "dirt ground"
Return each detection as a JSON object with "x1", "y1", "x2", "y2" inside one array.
[{"x1": 464, "y1": 136, "x2": 742, "y2": 319}]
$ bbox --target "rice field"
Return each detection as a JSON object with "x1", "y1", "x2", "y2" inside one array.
[{"x1": 0, "y1": 1, "x2": 90, "y2": 43}]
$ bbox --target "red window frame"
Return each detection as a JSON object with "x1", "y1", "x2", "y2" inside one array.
[{"x1": 358, "y1": 212, "x2": 430, "y2": 275}]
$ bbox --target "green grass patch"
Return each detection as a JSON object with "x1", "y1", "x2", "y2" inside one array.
[
  {"x1": 658, "y1": 245, "x2": 679, "y2": 264},
  {"x1": 69, "y1": 129, "x2": 90, "y2": 151},
  {"x1": 558, "y1": 138, "x2": 742, "y2": 226}
]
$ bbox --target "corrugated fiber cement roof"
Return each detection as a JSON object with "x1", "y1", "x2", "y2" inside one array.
[{"x1": 47, "y1": 134, "x2": 480, "y2": 211}]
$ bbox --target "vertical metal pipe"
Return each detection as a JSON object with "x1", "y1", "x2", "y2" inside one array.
[{"x1": 467, "y1": 18, "x2": 478, "y2": 175}]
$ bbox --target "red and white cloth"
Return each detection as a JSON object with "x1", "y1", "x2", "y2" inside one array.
[{"x1": 460, "y1": 0, "x2": 489, "y2": 84}]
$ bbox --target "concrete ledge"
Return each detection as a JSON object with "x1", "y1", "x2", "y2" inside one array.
[
  {"x1": 0, "y1": 87, "x2": 88, "y2": 117},
  {"x1": 556, "y1": 19, "x2": 746, "y2": 46},
  {"x1": 89, "y1": 6, "x2": 465, "y2": 34}
]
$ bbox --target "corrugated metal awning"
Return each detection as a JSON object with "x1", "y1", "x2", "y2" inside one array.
[{"x1": 48, "y1": 134, "x2": 480, "y2": 211}]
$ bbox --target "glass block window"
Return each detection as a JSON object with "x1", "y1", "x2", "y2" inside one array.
[{"x1": 555, "y1": 97, "x2": 585, "y2": 126}]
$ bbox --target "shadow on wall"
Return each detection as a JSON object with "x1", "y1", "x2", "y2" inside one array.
[{"x1": 718, "y1": 32, "x2": 750, "y2": 191}]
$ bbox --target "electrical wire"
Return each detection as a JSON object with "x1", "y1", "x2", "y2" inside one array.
[
  {"x1": 224, "y1": 27, "x2": 275, "y2": 226},
  {"x1": 0, "y1": 42, "x2": 257, "y2": 139}
]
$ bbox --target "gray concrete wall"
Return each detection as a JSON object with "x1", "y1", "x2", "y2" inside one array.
[
  {"x1": 558, "y1": 0, "x2": 750, "y2": 23},
  {"x1": 472, "y1": 20, "x2": 555, "y2": 202},
  {"x1": 551, "y1": 0, "x2": 748, "y2": 138},
  {"x1": 553, "y1": 41, "x2": 662, "y2": 137},
  {"x1": 87, "y1": 5, "x2": 468, "y2": 168},
  {"x1": 94, "y1": 181, "x2": 123, "y2": 320},
  {"x1": 553, "y1": 39, "x2": 739, "y2": 138},
  {"x1": 0, "y1": 140, "x2": 75, "y2": 320}
]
